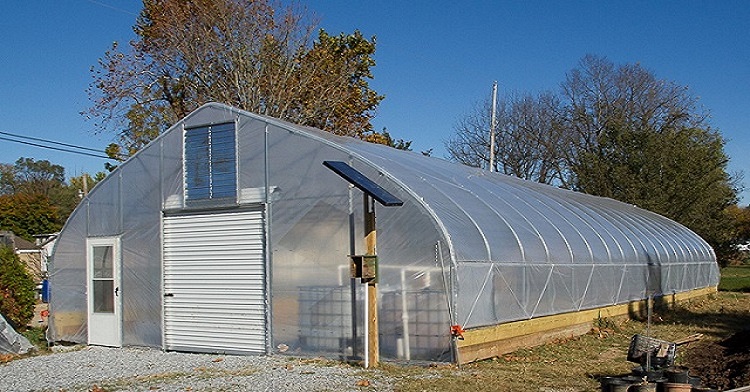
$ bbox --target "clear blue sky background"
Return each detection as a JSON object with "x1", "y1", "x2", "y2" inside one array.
[{"x1": 1, "y1": 1, "x2": 748, "y2": 204}]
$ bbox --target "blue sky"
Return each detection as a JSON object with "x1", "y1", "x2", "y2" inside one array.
[{"x1": 1, "y1": 1, "x2": 748, "y2": 204}]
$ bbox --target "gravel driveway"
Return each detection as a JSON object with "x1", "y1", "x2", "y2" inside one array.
[{"x1": 0, "y1": 346, "x2": 393, "y2": 391}]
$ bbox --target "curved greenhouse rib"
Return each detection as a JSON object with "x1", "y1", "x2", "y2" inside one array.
[
  {"x1": 626, "y1": 211, "x2": 678, "y2": 264},
  {"x1": 458, "y1": 174, "x2": 526, "y2": 261},
  {"x1": 363, "y1": 154, "x2": 492, "y2": 261},
  {"x1": 508, "y1": 187, "x2": 574, "y2": 264},
  {"x1": 584, "y1": 203, "x2": 643, "y2": 264},
  {"x1": 471, "y1": 177, "x2": 548, "y2": 263},
  {"x1": 609, "y1": 207, "x2": 668, "y2": 263},
  {"x1": 650, "y1": 219, "x2": 689, "y2": 263},
  {"x1": 563, "y1": 197, "x2": 620, "y2": 264},
  {"x1": 528, "y1": 191, "x2": 596, "y2": 264},
  {"x1": 414, "y1": 174, "x2": 493, "y2": 261},
  {"x1": 251, "y1": 111, "x2": 460, "y2": 265}
]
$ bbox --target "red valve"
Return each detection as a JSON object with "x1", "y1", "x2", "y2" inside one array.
[{"x1": 450, "y1": 324, "x2": 465, "y2": 340}]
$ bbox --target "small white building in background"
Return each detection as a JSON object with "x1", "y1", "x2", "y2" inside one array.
[{"x1": 33, "y1": 233, "x2": 58, "y2": 277}]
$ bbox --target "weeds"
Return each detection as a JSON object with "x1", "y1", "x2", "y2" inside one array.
[
  {"x1": 384, "y1": 292, "x2": 750, "y2": 392},
  {"x1": 21, "y1": 326, "x2": 50, "y2": 352}
]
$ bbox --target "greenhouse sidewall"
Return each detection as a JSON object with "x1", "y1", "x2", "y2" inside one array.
[{"x1": 453, "y1": 258, "x2": 719, "y2": 329}]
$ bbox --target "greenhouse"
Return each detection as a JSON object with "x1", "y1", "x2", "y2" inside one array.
[{"x1": 49, "y1": 102, "x2": 719, "y2": 363}]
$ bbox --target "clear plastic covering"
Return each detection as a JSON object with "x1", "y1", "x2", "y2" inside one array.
[
  {"x1": 0, "y1": 314, "x2": 34, "y2": 354},
  {"x1": 49, "y1": 103, "x2": 718, "y2": 363},
  {"x1": 340, "y1": 139, "x2": 717, "y2": 330}
]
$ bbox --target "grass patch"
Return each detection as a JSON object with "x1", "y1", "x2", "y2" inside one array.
[
  {"x1": 382, "y1": 292, "x2": 750, "y2": 392},
  {"x1": 719, "y1": 265, "x2": 750, "y2": 292},
  {"x1": 21, "y1": 326, "x2": 50, "y2": 352}
]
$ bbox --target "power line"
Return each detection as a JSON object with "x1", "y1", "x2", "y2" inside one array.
[
  {"x1": 0, "y1": 130, "x2": 106, "y2": 154},
  {"x1": 0, "y1": 132, "x2": 113, "y2": 160},
  {"x1": 85, "y1": 0, "x2": 139, "y2": 16},
  {"x1": 0, "y1": 135, "x2": 110, "y2": 159}
]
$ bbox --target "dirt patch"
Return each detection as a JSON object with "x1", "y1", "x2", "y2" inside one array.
[{"x1": 682, "y1": 330, "x2": 750, "y2": 390}]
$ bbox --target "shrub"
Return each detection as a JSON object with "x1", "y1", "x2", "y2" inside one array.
[{"x1": 0, "y1": 246, "x2": 36, "y2": 329}]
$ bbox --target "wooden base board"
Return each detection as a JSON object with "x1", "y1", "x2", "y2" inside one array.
[
  {"x1": 50, "y1": 311, "x2": 87, "y2": 338},
  {"x1": 456, "y1": 286, "x2": 717, "y2": 364}
]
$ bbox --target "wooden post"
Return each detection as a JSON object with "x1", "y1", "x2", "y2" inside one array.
[
  {"x1": 364, "y1": 194, "x2": 379, "y2": 367},
  {"x1": 322, "y1": 160, "x2": 402, "y2": 368}
]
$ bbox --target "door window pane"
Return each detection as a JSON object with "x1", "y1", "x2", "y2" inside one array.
[
  {"x1": 93, "y1": 280, "x2": 114, "y2": 313},
  {"x1": 93, "y1": 246, "x2": 113, "y2": 279}
]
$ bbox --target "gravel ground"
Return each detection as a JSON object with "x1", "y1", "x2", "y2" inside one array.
[{"x1": 0, "y1": 346, "x2": 394, "y2": 392}]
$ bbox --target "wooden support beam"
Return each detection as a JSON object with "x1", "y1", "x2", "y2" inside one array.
[{"x1": 364, "y1": 194, "x2": 379, "y2": 367}]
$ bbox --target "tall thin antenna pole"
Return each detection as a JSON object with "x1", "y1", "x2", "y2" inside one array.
[{"x1": 489, "y1": 81, "x2": 498, "y2": 172}]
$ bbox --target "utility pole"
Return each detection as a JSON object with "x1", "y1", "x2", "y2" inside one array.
[{"x1": 489, "y1": 81, "x2": 498, "y2": 172}]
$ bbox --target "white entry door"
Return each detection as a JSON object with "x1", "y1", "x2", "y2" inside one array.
[
  {"x1": 163, "y1": 210, "x2": 267, "y2": 355},
  {"x1": 87, "y1": 237, "x2": 122, "y2": 347}
]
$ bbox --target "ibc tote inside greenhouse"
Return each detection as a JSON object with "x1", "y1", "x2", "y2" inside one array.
[{"x1": 49, "y1": 102, "x2": 719, "y2": 364}]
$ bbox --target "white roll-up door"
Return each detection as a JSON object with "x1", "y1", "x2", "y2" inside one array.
[{"x1": 163, "y1": 209, "x2": 266, "y2": 354}]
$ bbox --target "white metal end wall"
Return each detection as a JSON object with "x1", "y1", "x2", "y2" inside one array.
[{"x1": 163, "y1": 209, "x2": 266, "y2": 354}]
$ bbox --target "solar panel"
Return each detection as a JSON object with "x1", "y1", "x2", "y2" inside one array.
[{"x1": 323, "y1": 161, "x2": 403, "y2": 207}]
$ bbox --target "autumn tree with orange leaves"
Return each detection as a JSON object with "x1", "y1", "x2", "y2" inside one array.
[{"x1": 87, "y1": 0, "x2": 389, "y2": 161}]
